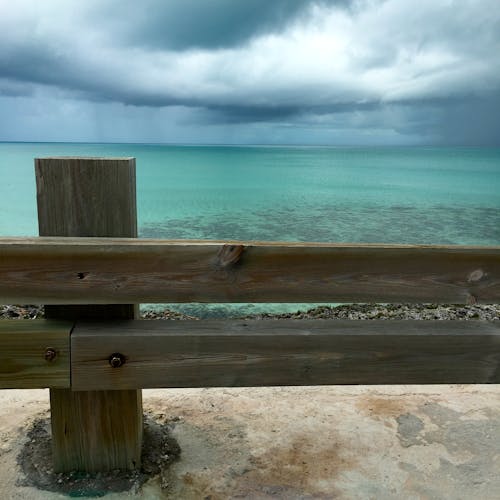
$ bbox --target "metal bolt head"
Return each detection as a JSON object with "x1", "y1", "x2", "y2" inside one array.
[
  {"x1": 44, "y1": 348, "x2": 57, "y2": 362},
  {"x1": 109, "y1": 353, "x2": 125, "y2": 368}
]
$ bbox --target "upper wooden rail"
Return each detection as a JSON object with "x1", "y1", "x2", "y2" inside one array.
[{"x1": 1, "y1": 237, "x2": 499, "y2": 304}]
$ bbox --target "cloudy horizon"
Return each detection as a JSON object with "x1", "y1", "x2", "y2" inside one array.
[{"x1": 1, "y1": 0, "x2": 500, "y2": 146}]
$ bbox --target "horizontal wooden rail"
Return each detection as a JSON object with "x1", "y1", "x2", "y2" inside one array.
[
  {"x1": 1, "y1": 319, "x2": 499, "y2": 390},
  {"x1": 1, "y1": 237, "x2": 499, "y2": 304},
  {"x1": 0, "y1": 320, "x2": 71, "y2": 389},
  {"x1": 71, "y1": 319, "x2": 500, "y2": 390}
]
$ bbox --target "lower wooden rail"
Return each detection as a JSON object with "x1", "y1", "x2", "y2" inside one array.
[
  {"x1": 72, "y1": 319, "x2": 500, "y2": 389},
  {"x1": 2, "y1": 319, "x2": 499, "y2": 391},
  {"x1": 0, "y1": 320, "x2": 71, "y2": 389}
]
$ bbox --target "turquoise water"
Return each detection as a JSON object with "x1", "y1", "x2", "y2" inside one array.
[
  {"x1": 1, "y1": 142, "x2": 499, "y2": 316},
  {"x1": 1, "y1": 142, "x2": 499, "y2": 245}
]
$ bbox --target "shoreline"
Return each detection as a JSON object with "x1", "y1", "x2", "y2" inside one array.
[{"x1": 2, "y1": 303, "x2": 499, "y2": 321}]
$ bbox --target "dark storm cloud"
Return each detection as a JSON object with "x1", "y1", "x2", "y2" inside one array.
[
  {"x1": 1, "y1": 43, "x2": 71, "y2": 90},
  {"x1": 0, "y1": 0, "x2": 350, "y2": 105},
  {"x1": 204, "y1": 100, "x2": 382, "y2": 124},
  {"x1": 101, "y1": 0, "x2": 351, "y2": 51},
  {"x1": 432, "y1": 92, "x2": 500, "y2": 146},
  {"x1": 1, "y1": 0, "x2": 500, "y2": 144}
]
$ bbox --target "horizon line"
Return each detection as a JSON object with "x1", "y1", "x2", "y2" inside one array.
[{"x1": 1, "y1": 140, "x2": 498, "y2": 149}]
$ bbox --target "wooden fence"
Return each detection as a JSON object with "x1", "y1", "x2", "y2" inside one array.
[{"x1": 0, "y1": 157, "x2": 499, "y2": 473}]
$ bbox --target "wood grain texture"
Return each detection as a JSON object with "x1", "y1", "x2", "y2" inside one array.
[
  {"x1": 36, "y1": 157, "x2": 142, "y2": 472},
  {"x1": 71, "y1": 319, "x2": 500, "y2": 390},
  {"x1": 1, "y1": 238, "x2": 499, "y2": 304},
  {"x1": 36, "y1": 157, "x2": 137, "y2": 238},
  {"x1": 49, "y1": 389, "x2": 142, "y2": 473},
  {"x1": 0, "y1": 320, "x2": 71, "y2": 389}
]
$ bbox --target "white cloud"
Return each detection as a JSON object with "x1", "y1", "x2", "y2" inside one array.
[{"x1": 2, "y1": 0, "x2": 499, "y2": 106}]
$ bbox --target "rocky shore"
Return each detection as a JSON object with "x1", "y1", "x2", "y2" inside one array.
[{"x1": 1, "y1": 303, "x2": 499, "y2": 321}]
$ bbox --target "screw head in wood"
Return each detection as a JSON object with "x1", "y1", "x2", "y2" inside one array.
[
  {"x1": 109, "y1": 353, "x2": 126, "y2": 368},
  {"x1": 44, "y1": 348, "x2": 57, "y2": 362}
]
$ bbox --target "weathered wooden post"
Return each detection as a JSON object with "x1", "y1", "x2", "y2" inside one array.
[{"x1": 35, "y1": 157, "x2": 142, "y2": 472}]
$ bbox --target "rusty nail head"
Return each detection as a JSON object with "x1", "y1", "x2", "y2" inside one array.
[
  {"x1": 45, "y1": 348, "x2": 57, "y2": 362},
  {"x1": 109, "y1": 353, "x2": 125, "y2": 368}
]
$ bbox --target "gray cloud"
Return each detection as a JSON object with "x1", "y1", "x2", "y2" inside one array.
[
  {"x1": 432, "y1": 92, "x2": 500, "y2": 146},
  {"x1": 0, "y1": 0, "x2": 499, "y2": 144},
  {"x1": 100, "y1": 0, "x2": 350, "y2": 51}
]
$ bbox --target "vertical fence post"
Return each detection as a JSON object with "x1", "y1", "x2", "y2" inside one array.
[{"x1": 35, "y1": 157, "x2": 143, "y2": 472}]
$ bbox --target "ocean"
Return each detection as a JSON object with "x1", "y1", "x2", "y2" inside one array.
[{"x1": 1, "y1": 142, "x2": 499, "y2": 316}]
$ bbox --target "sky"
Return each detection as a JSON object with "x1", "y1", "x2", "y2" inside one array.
[{"x1": 1, "y1": 0, "x2": 500, "y2": 145}]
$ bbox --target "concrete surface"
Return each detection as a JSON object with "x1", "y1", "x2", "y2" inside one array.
[{"x1": 1, "y1": 385, "x2": 499, "y2": 499}]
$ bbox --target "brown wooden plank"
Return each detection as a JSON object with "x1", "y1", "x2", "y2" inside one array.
[
  {"x1": 71, "y1": 319, "x2": 500, "y2": 390},
  {"x1": 0, "y1": 320, "x2": 71, "y2": 389},
  {"x1": 49, "y1": 389, "x2": 142, "y2": 473},
  {"x1": 36, "y1": 158, "x2": 138, "y2": 237},
  {"x1": 36, "y1": 157, "x2": 142, "y2": 473},
  {"x1": 1, "y1": 238, "x2": 499, "y2": 304}
]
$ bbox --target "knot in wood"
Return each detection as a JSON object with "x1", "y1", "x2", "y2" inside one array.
[
  {"x1": 109, "y1": 353, "x2": 126, "y2": 368},
  {"x1": 44, "y1": 347, "x2": 57, "y2": 362},
  {"x1": 216, "y1": 244, "x2": 244, "y2": 268},
  {"x1": 468, "y1": 269, "x2": 485, "y2": 282}
]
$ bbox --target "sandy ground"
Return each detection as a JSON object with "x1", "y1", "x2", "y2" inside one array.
[{"x1": 1, "y1": 385, "x2": 500, "y2": 499}]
